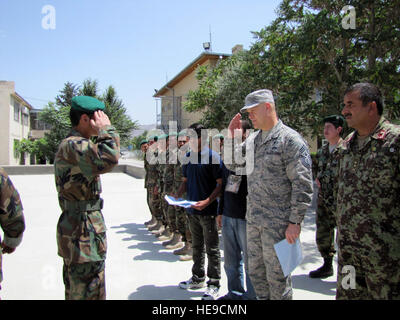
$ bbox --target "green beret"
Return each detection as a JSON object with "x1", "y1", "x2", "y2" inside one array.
[
  {"x1": 139, "y1": 139, "x2": 148, "y2": 146},
  {"x1": 71, "y1": 96, "x2": 105, "y2": 113},
  {"x1": 323, "y1": 115, "x2": 344, "y2": 128},
  {"x1": 178, "y1": 130, "x2": 188, "y2": 137},
  {"x1": 158, "y1": 134, "x2": 168, "y2": 140},
  {"x1": 168, "y1": 132, "x2": 178, "y2": 137},
  {"x1": 212, "y1": 133, "x2": 225, "y2": 140}
]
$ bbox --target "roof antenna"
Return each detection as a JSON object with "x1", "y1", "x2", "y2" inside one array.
[
  {"x1": 209, "y1": 25, "x2": 212, "y2": 52},
  {"x1": 203, "y1": 25, "x2": 213, "y2": 52}
]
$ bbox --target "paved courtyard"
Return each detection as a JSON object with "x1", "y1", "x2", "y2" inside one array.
[{"x1": 1, "y1": 172, "x2": 337, "y2": 300}]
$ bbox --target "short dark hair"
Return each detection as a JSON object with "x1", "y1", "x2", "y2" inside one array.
[
  {"x1": 344, "y1": 83, "x2": 383, "y2": 115},
  {"x1": 188, "y1": 123, "x2": 205, "y2": 138},
  {"x1": 69, "y1": 108, "x2": 94, "y2": 127}
]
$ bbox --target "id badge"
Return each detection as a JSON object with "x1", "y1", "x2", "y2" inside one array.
[{"x1": 225, "y1": 174, "x2": 242, "y2": 194}]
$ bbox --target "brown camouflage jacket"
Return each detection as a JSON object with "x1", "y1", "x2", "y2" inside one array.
[
  {"x1": 54, "y1": 126, "x2": 120, "y2": 264},
  {"x1": 0, "y1": 168, "x2": 25, "y2": 282}
]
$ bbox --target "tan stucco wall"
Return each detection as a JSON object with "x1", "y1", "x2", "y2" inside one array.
[
  {"x1": 0, "y1": 81, "x2": 31, "y2": 165},
  {"x1": 161, "y1": 59, "x2": 219, "y2": 129},
  {"x1": 0, "y1": 82, "x2": 13, "y2": 165}
]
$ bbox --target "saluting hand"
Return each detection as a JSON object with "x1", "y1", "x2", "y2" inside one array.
[
  {"x1": 90, "y1": 110, "x2": 111, "y2": 134},
  {"x1": 228, "y1": 113, "x2": 242, "y2": 138}
]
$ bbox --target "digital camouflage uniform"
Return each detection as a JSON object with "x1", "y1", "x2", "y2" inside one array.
[
  {"x1": 0, "y1": 168, "x2": 25, "y2": 288},
  {"x1": 225, "y1": 120, "x2": 314, "y2": 300},
  {"x1": 315, "y1": 141, "x2": 342, "y2": 258},
  {"x1": 335, "y1": 117, "x2": 400, "y2": 300},
  {"x1": 54, "y1": 125, "x2": 120, "y2": 300}
]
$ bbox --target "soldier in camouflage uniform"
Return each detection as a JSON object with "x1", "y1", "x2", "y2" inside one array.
[
  {"x1": 153, "y1": 134, "x2": 171, "y2": 240},
  {"x1": 226, "y1": 89, "x2": 313, "y2": 300},
  {"x1": 0, "y1": 168, "x2": 25, "y2": 296},
  {"x1": 170, "y1": 131, "x2": 192, "y2": 257},
  {"x1": 54, "y1": 96, "x2": 120, "y2": 300},
  {"x1": 161, "y1": 133, "x2": 186, "y2": 250},
  {"x1": 335, "y1": 83, "x2": 400, "y2": 299},
  {"x1": 146, "y1": 136, "x2": 165, "y2": 234},
  {"x1": 141, "y1": 139, "x2": 156, "y2": 227},
  {"x1": 309, "y1": 115, "x2": 344, "y2": 279}
]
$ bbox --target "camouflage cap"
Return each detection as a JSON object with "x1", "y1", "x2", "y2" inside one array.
[
  {"x1": 71, "y1": 96, "x2": 105, "y2": 113},
  {"x1": 323, "y1": 115, "x2": 344, "y2": 128},
  {"x1": 240, "y1": 89, "x2": 275, "y2": 112}
]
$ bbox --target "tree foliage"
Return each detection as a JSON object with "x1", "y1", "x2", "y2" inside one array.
[
  {"x1": 38, "y1": 79, "x2": 139, "y2": 162},
  {"x1": 184, "y1": 0, "x2": 400, "y2": 138}
]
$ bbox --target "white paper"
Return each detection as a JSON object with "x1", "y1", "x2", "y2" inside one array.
[
  {"x1": 274, "y1": 238, "x2": 303, "y2": 277},
  {"x1": 164, "y1": 195, "x2": 197, "y2": 209}
]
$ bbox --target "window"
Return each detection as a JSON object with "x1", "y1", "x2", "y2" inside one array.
[
  {"x1": 22, "y1": 107, "x2": 29, "y2": 126},
  {"x1": 23, "y1": 113, "x2": 29, "y2": 126},
  {"x1": 14, "y1": 100, "x2": 20, "y2": 122}
]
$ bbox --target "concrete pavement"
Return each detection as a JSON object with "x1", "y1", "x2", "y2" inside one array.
[{"x1": 0, "y1": 172, "x2": 337, "y2": 300}]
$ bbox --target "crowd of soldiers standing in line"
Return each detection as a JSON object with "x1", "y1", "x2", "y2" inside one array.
[{"x1": 140, "y1": 132, "x2": 193, "y2": 261}]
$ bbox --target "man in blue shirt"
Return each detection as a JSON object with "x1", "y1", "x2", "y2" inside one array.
[{"x1": 174, "y1": 123, "x2": 223, "y2": 300}]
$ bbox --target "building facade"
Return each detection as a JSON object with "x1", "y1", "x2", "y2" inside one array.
[
  {"x1": 0, "y1": 81, "x2": 34, "y2": 165},
  {"x1": 153, "y1": 50, "x2": 231, "y2": 132}
]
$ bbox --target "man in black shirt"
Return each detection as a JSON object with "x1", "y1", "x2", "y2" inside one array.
[
  {"x1": 217, "y1": 120, "x2": 256, "y2": 300},
  {"x1": 174, "y1": 123, "x2": 223, "y2": 300}
]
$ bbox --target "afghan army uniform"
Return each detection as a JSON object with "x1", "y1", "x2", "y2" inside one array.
[
  {"x1": 0, "y1": 168, "x2": 25, "y2": 292},
  {"x1": 173, "y1": 151, "x2": 191, "y2": 244},
  {"x1": 335, "y1": 117, "x2": 400, "y2": 300},
  {"x1": 54, "y1": 96, "x2": 120, "y2": 300},
  {"x1": 159, "y1": 147, "x2": 175, "y2": 240},
  {"x1": 142, "y1": 139, "x2": 156, "y2": 227},
  {"x1": 146, "y1": 145, "x2": 164, "y2": 232},
  {"x1": 225, "y1": 120, "x2": 314, "y2": 300},
  {"x1": 155, "y1": 148, "x2": 168, "y2": 236},
  {"x1": 315, "y1": 143, "x2": 340, "y2": 256}
]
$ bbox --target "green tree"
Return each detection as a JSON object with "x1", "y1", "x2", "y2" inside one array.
[
  {"x1": 101, "y1": 85, "x2": 139, "y2": 145},
  {"x1": 126, "y1": 130, "x2": 148, "y2": 151},
  {"x1": 38, "y1": 102, "x2": 71, "y2": 163},
  {"x1": 55, "y1": 81, "x2": 80, "y2": 107},
  {"x1": 184, "y1": 0, "x2": 400, "y2": 138}
]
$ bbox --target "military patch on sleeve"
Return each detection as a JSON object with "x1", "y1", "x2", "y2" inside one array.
[{"x1": 299, "y1": 145, "x2": 312, "y2": 169}]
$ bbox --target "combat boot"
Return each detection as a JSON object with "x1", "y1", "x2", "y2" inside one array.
[
  {"x1": 162, "y1": 232, "x2": 176, "y2": 246},
  {"x1": 145, "y1": 216, "x2": 156, "y2": 226},
  {"x1": 149, "y1": 221, "x2": 164, "y2": 233},
  {"x1": 157, "y1": 227, "x2": 172, "y2": 241},
  {"x1": 173, "y1": 241, "x2": 190, "y2": 255},
  {"x1": 179, "y1": 247, "x2": 193, "y2": 261},
  {"x1": 176, "y1": 242, "x2": 192, "y2": 261},
  {"x1": 164, "y1": 233, "x2": 184, "y2": 250},
  {"x1": 309, "y1": 257, "x2": 334, "y2": 278}
]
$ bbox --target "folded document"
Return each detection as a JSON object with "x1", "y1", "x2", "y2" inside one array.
[
  {"x1": 274, "y1": 238, "x2": 303, "y2": 277},
  {"x1": 164, "y1": 195, "x2": 197, "y2": 208}
]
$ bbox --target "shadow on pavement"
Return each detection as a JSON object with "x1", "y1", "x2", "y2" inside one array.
[
  {"x1": 111, "y1": 223, "x2": 183, "y2": 262},
  {"x1": 128, "y1": 284, "x2": 205, "y2": 300},
  {"x1": 292, "y1": 274, "x2": 336, "y2": 297}
]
